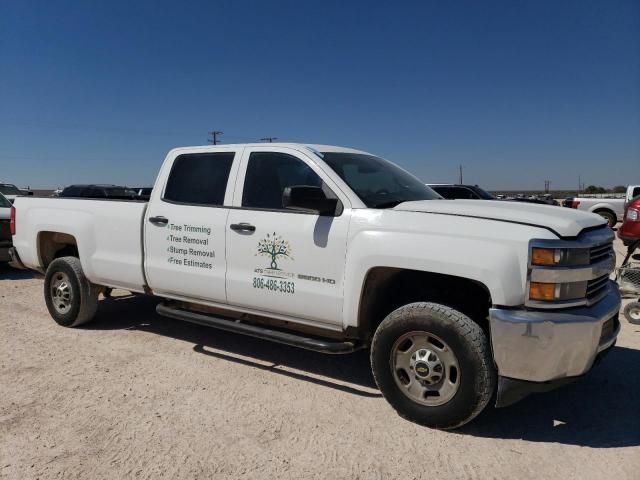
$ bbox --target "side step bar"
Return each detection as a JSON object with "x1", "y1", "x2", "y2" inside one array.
[{"x1": 156, "y1": 303, "x2": 362, "y2": 354}]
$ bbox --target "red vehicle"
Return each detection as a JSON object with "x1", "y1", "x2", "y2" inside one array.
[{"x1": 619, "y1": 197, "x2": 640, "y2": 246}]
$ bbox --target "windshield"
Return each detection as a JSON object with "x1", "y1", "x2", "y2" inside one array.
[
  {"x1": 320, "y1": 153, "x2": 441, "y2": 208},
  {"x1": 0, "y1": 184, "x2": 21, "y2": 195},
  {"x1": 0, "y1": 193, "x2": 10, "y2": 208}
]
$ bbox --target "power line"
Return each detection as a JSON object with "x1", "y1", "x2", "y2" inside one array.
[
  {"x1": 261, "y1": 137, "x2": 278, "y2": 143},
  {"x1": 208, "y1": 130, "x2": 223, "y2": 145}
]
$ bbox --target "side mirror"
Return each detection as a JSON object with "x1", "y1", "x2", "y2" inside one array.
[{"x1": 282, "y1": 186, "x2": 340, "y2": 216}]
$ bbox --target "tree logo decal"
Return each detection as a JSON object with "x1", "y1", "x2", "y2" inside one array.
[{"x1": 256, "y1": 233, "x2": 293, "y2": 270}]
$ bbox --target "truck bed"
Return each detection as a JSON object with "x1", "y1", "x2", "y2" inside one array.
[{"x1": 12, "y1": 197, "x2": 149, "y2": 292}]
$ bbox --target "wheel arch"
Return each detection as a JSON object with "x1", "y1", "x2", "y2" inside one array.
[
  {"x1": 38, "y1": 231, "x2": 80, "y2": 269},
  {"x1": 590, "y1": 206, "x2": 617, "y2": 221},
  {"x1": 355, "y1": 267, "x2": 493, "y2": 343}
]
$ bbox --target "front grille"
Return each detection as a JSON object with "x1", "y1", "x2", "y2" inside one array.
[
  {"x1": 590, "y1": 242, "x2": 614, "y2": 264},
  {"x1": 586, "y1": 274, "x2": 610, "y2": 301}
]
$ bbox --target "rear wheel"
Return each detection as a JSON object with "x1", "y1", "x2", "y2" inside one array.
[
  {"x1": 44, "y1": 256, "x2": 99, "y2": 327},
  {"x1": 624, "y1": 301, "x2": 640, "y2": 325},
  {"x1": 594, "y1": 209, "x2": 616, "y2": 228},
  {"x1": 371, "y1": 302, "x2": 496, "y2": 429}
]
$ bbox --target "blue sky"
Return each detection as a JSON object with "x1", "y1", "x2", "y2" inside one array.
[{"x1": 1, "y1": 0, "x2": 638, "y2": 190}]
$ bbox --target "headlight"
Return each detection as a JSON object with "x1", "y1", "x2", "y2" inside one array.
[
  {"x1": 527, "y1": 232, "x2": 615, "y2": 308},
  {"x1": 531, "y1": 248, "x2": 559, "y2": 266},
  {"x1": 529, "y1": 281, "x2": 588, "y2": 302},
  {"x1": 530, "y1": 247, "x2": 590, "y2": 267}
]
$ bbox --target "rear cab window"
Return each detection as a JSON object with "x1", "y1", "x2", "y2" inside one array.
[{"x1": 163, "y1": 152, "x2": 236, "y2": 206}]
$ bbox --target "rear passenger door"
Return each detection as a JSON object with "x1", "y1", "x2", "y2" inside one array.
[{"x1": 144, "y1": 148, "x2": 240, "y2": 303}]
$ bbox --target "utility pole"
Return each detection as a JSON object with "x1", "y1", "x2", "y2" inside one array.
[
  {"x1": 458, "y1": 165, "x2": 463, "y2": 184},
  {"x1": 544, "y1": 180, "x2": 550, "y2": 193},
  {"x1": 208, "y1": 130, "x2": 223, "y2": 145},
  {"x1": 578, "y1": 175, "x2": 582, "y2": 195},
  {"x1": 261, "y1": 137, "x2": 278, "y2": 143}
]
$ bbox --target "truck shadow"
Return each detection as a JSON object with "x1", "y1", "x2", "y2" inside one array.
[
  {"x1": 459, "y1": 344, "x2": 640, "y2": 448},
  {"x1": 88, "y1": 294, "x2": 380, "y2": 398},
  {"x1": 0, "y1": 263, "x2": 35, "y2": 280},
  {"x1": 88, "y1": 294, "x2": 640, "y2": 448}
]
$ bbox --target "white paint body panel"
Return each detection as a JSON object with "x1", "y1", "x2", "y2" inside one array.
[
  {"x1": 142, "y1": 145, "x2": 242, "y2": 303},
  {"x1": 572, "y1": 197, "x2": 625, "y2": 220},
  {"x1": 12, "y1": 197, "x2": 147, "y2": 291},
  {"x1": 12, "y1": 143, "x2": 606, "y2": 331},
  {"x1": 225, "y1": 146, "x2": 352, "y2": 326}
]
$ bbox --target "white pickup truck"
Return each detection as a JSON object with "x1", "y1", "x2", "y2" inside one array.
[
  {"x1": 9, "y1": 143, "x2": 621, "y2": 429},
  {"x1": 567, "y1": 185, "x2": 640, "y2": 227}
]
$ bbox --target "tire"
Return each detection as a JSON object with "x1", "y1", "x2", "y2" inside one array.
[
  {"x1": 624, "y1": 301, "x2": 640, "y2": 325},
  {"x1": 371, "y1": 302, "x2": 496, "y2": 429},
  {"x1": 44, "y1": 256, "x2": 100, "y2": 327},
  {"x1": 594, "y1": 209, "x2": 616, "y2": 228}
]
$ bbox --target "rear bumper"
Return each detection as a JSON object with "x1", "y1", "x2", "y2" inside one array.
[
  {"x1": 7, "y1": 247, "x2": 26, "y2": 269},
  {"x1": 489, "y1": 283, "x2": 620, "y2": 402},
  {"x1": 0, "y1": 238, "x2": 13, "y2": 262}
]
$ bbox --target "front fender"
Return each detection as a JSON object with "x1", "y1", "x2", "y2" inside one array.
[{"x1": 341, "y1": 210, "x2": 556, "y2": 329}]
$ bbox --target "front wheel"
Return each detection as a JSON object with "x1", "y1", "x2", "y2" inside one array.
[
  {"x1": 44, "y1": 256, "x2": 100, "y2": 327},
  {"x1": 371, "y1": 302, "x2": 496, "y2": 429}
]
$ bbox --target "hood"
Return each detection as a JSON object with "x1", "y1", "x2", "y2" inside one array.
[{"x1": 393, "y1": 200, "x2": 606, "y2": 237}]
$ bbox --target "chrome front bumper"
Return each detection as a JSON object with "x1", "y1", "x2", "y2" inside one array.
[{"x1": 489, "y1": 282, "x2": 621, "y2": 384}]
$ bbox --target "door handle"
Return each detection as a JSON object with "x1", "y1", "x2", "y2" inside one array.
[
  {"x1": 230, "y1": 222, "x2": 256, "y2": 233},
  {"x1": 149, "y1": 216, "x2": 169, "y2": 225}
]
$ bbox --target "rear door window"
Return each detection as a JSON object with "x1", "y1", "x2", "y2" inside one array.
[{"x1": 164, "y1": 152, "x2": 235, "y2": 206}]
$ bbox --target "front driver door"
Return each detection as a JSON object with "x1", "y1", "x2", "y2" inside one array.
[{"x1": 225, "y1": 147, "x2": 351, "y2": 327}]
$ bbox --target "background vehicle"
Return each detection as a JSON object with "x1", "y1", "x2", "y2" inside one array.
[
  {"x1": 430, "y1": 184, "x2": 558, "y2": 205},
  {"x1": 508, "y1": 194, "x2": 559, "y2": 206},
  {"x1": 0, "y1": 192, "x2": 12, "y2": 262},
  {"x1": 428, "y1": 184, "x2": 493, "y2": 200},
  {"x1": 133, "y1": 187, "x2": 153, "y2": 200},
  {"x1": 565, "y1": 185, "x2": 640, "y2": 227},
  {"x1": 59, "y1": 184, "x2": 138, "y2": 200},
  {"x1": 618, "y1": 197, "x2": 640, "y2": 246},
  {"x1": 0, "y1": 183, "x2": 23, "y2": 204},
  {"x1": 10, "y1": 143, "x2": 620, "y2": 429}
]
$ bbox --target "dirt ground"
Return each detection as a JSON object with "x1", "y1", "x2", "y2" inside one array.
[{"x1": 1, "y1": 238, "x2": 639, "y2": 480}]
